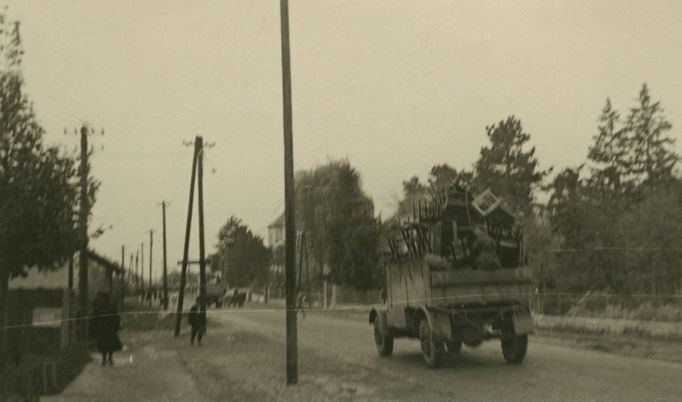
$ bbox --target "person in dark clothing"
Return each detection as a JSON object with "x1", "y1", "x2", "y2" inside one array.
[
  {"x1": 379, "y1": 288, "x2": 387, "y2": 304},
  {"x1": 296, "y1": 292, "x2": 307, "y2": 318},
  {"x1": 471, "y1": 224, "x2": 502, "y2": 271},
  {"x1": 188, "y1": 297, "x2": 207, "y2": 346},
  {"x1": 91, "y1": 292, "x2": 122, "y2": 366}
]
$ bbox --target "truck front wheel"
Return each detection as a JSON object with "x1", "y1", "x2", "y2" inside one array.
[
  {"x1": 419, "y1": 318, "x2": 444, "y2": 367},
  {"x1": 501, "y1": 334, "x2": 527, "y2": 364},
  {"x1": 374, "y1": 319, "x2": 393, "y2": 356}
]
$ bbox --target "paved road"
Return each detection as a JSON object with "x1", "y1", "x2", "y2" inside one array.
[{"x1": 213, "y1": 307, "x2": 682, "y2": 402}]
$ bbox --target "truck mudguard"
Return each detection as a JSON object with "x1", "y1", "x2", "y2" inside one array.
[
  {"x1": 513, "y1": 310, "x2": 534, "y2": 335},
  {"x1": 419, "y1": 307, "x2": 452, "y2": 341}
]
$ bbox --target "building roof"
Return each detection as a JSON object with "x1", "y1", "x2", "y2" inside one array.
[
  {"x1": 267, "y1": 213, "x2": 285, "y2": 228},
  {"x1": 87, "y1": 250, "x2": 123, "y2": 274},
  {"x1": 9, "y1": 249, "x2": 120, "y2": 290}
]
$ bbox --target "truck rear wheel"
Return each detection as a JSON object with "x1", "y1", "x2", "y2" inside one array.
[
  {"x1": 419, "y1": 318, "x2": 444, "y2": 367},
  {"x1": 374, "y1": 318, "x2": 393, "y2": 356},
  {"x1": 501, "y1": 334, "x2": 527, "y2": 364}
]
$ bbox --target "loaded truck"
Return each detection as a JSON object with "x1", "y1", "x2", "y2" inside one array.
[
  {"x1": 205, "y1": 281, "x2": 226, "y2": 308},
  {"x1": 369, "y1": 183, "x2": 534, "y2": 367}
]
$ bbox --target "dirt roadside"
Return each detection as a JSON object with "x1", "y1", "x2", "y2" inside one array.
[
  {"x1": 262, "y1": 301, "x2": 682, "y2": 364},
  {"x1": 43, "y1": 309, "x2": 439, "y2": 402},
  {"x1": 175, "y1": 322, "x2": 439, "y2": 402},
  {"x1": 42, "y1": 330, "x2": 211, "y2": 402}
]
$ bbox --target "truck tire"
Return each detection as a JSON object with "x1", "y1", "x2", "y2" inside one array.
[
  {"x1": 374, "y1": 319, "x2": 393, "y2": 356},
  {"x1": 419, "y1": 318, "x2": 444, "y2": 367},
  {"x1": 501, "y1": 334, "x2": 527, "y2": 364}
]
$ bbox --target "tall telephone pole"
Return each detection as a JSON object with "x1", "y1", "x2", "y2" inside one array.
[
  {"x1": 175, "y1": 139, "x2": 199, "y2": 337},
  {"x1": 129, "y1": 254, "x2": 134, "y2": 293},
  {"x1": 77, "y1": 124, "x2": 91, "y2": 341},
  {"x1": 197, "y1": 137, "x2": 207, "y2": 317},
  {"x1": 149, "y1": 230, "x2": 153, "y2": 307},
  {"x1": 161, "y1": 201, "x2": 169, "y2": 310},
  {"x1": 135, "y1": 251, "x2": 139, "y2": 294},
  {"x1": 120, "y1": 245, "x2": 125, "y2": 312},
  {"x1": 279, "y1": 0, "x2": 298, "y2": 385},
  {"x1": 140, "y1": 242, "x2": 145, "y2": 298}
]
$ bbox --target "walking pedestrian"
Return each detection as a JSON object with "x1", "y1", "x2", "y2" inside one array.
[
  {"x1": 188, "y1": 297, "x2": 206, "y2": 346},
  {"x1": 91, "y1": 292, "x2": 122, "y2": 366},
  {"x1": 296, "y1": 291, "x2": 307, "y2": 318}
]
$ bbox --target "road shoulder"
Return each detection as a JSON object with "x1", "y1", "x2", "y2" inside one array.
[{"x1": 42, "y1": 330, "x2": 210, "y2": 402}]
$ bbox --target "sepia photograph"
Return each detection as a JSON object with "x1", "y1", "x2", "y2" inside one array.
[{"x1": 1, "y1": 1, "x2": 681, "y2": 401}]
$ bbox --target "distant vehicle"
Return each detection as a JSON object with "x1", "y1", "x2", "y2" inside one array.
[
  {"x1": 369, "y1": 183, "x2": 534, "y2": 367},
  {"x1": 205, "y1": 282, "x2": 226, "y2": 308}
]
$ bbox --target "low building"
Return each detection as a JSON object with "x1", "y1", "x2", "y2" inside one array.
[{"x1": 6, "y1": 250, "x2": 123, "y2": 355}]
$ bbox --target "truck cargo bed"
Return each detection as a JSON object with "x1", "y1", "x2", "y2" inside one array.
[{"x1": 386, "y1": 254, "x2": 534, "y2": 309}]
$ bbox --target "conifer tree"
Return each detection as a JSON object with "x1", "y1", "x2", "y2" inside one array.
[{"x1": 474, "y1": 116, "x2": 548, "y2": 216}]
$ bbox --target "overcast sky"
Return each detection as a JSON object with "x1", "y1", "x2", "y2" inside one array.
[{"x1": 5, "y1": 0, "x2": 682, "y2": 280}]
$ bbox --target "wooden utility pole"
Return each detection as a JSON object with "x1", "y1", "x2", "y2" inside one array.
[
  {"x1": 162, "y1": 201, "x2": 169, "y2": 310},
  {"x1": 279, "y1": 0, "x2": 298, "y2": 385},
  {"x1": 140, "y1": 242, "x2": 145, "y2": 299},
  {"x1": 68, "y1": 256, "x2": 74, "y2": 290},
  {"x1": 120, "y1": 245, "x2": 125, "y2": 312},
  {"x1": 149, "y1": 230, "x2": 153, "y2": 307},
  {"x1": 129, "y1": 254, "x2": 134, "y2": 295},
  {"x1": 297, "y1": 231, "x2": 305, "y2": 290},
  {"x1": 135, "y1": 250, "x2": 140, "y2": 294},
  {"x1": 305, "y1": 236, "x2": 312, "y2": 308},
  {"x1": 197, "y1": 137, "x2": 207, "y2": 318},
  {"x1": 78, "y1": 124, "x2": 90, "y2": 341},
  {"x1": 107, "y1": 262, "x2": 114, "y2": 294},
  {"x1": 175, "y1": 139, "x2": 199, "y2": 337}
]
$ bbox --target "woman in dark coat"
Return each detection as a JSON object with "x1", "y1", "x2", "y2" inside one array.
[{"x1": 91, "y1": 292, "x2": 122, "y2": 366}]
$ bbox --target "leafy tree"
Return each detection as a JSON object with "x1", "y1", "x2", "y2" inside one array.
[
  {"x1": 474, "y1": 116, "x2": 548, "y2": 216},
  {"x1": 0, "y1": 12, "x2": 85, "y2": 358},
  {"x1": 393, "y1": 175, "x2": 426, "y2": 220},
  {"x1": 269, "y1": 244, "x2": 285, "y2": 284},
  {"x1": 427, "y1": 164, "x2": 460, "y2": 190},
  {"x1": 210, "y1": 216, "x2": 271, "y2": 288},
  {"x1": 295, "y1": 160, "x2": 381, "y2": 290},
  {"x1": 393, "y1": 164, "x2": 471, "y2": 221}
]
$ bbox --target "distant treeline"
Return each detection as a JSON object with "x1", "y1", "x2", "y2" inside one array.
[
  {"x1": 396, "y1": 84, "x2": 681, "y2": 312},
  {"x1": 216, "y1": 84, "x2": 681, "y2": 313}
]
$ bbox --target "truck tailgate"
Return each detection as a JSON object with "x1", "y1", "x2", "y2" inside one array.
[{"x1": 429, "y1": 268, "x2": 534, "y2": 306}]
